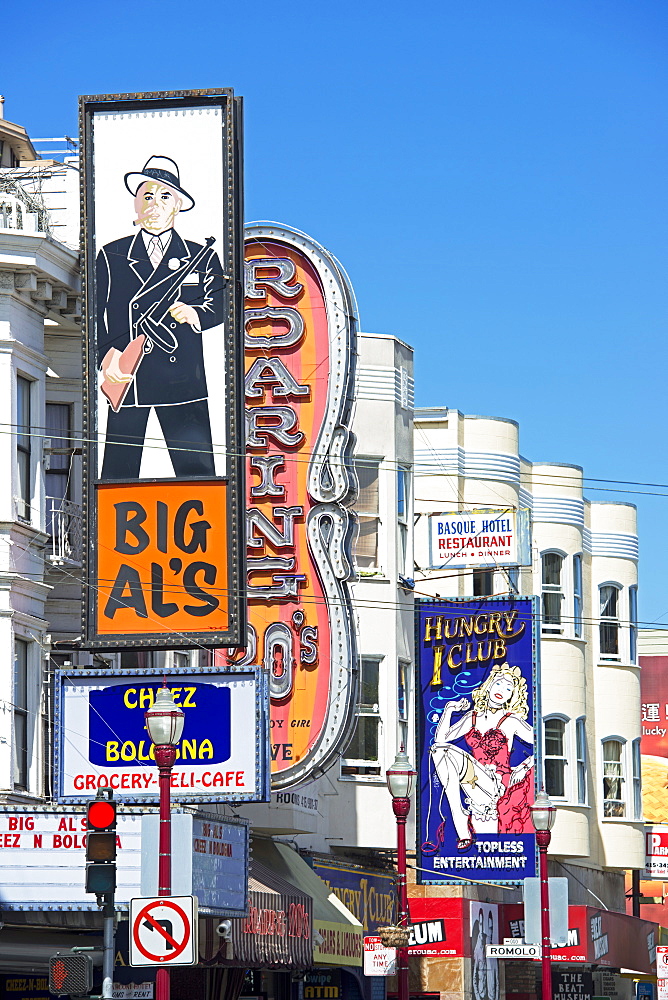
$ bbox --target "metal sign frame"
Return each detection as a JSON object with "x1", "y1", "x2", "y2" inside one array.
[
  {"x1": 79, "y1": 89, "x2": 246, "y2": 650},
  {"x1": 54, "y1": 666, "x2": 270, "y2": 804}
]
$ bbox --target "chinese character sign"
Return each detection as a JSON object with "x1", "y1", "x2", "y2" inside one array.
[
  {"x1": 416, "y1": 598, "x2": 539, "y2": 884},
  {"x1": 640, "y1": 655, "x2": 668, "y2": 827}
]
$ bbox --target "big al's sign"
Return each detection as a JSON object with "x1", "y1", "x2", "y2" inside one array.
[
  {"x1": 80, "y1": 89, "x2": 246, "y2": 649},
  {"x1": 224, "y1": 224, "x2": 357, "y2": 786}
]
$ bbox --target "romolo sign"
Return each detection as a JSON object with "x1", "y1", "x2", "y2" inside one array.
[{"x1": 229, "y1": 224, "x2": 357, "y2": 785}]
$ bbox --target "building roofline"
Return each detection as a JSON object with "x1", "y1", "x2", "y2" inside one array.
[
  {"x1": 415, "y1": 407, "x2": 519, "y2": 429},
  {"x1": 358, "y1": 331, "x2": 414, "y2": 353}
]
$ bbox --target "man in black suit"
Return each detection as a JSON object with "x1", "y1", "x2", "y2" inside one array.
[{"x1": 97, "y1": 155, "x2": 226, "y2": 480}]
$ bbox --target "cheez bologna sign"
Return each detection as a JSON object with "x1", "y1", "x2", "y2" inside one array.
[
  {"x1": 223, "y1": 224, "x2": 358, "y2": 787},
  {"x1": 80, "y1": 89, "x2": 246, "y2": 649},
  {"x1": 54, "y1": 668, "x2": 269, "y2": 803}
]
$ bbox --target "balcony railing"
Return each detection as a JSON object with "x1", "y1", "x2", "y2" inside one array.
[{"x1": 46, "y1": 497, "x2": 82, "y2": 566}]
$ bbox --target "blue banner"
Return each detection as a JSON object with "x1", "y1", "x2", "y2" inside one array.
[
  {"x1": 89, "y1": 681, "x2": 231, "y2": 766},
  {"x1": 416, "y1": 597, "x2": 539, "y2": 884},
  {"x1": 308, "y1": 857, "x2": 397, "y2": 934}
]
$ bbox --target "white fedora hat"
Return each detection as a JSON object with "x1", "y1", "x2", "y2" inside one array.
[{"x1": 124, "y1": 155, "x2": 195, "y2": 211}]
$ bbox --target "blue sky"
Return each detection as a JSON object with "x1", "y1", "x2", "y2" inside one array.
[{"x1": 4, "y1": 0, "x2": 667, "y2": 625}]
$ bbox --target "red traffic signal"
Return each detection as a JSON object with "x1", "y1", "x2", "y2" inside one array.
[
  {"x1": 86, "y1": 794, "x2": 116, "y2": 832},
  {"x1": 85, "y1": 790, "x2": 117, "y2": 898},
  {"x1": 49, "y1": 953, "x2": 93, "y2": 995}
]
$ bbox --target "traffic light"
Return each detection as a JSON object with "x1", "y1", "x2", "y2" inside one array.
[
  {"x1": 85, "y1": 789, "x2": 117, "y2": 896},
  {"x1": 49, "y1": 953, "x2": 93, "y2": 995}
]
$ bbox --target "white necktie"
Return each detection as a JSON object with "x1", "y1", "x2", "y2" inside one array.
[{"x1": 148, "y1": 236, "x2": 163, "y2": 269}]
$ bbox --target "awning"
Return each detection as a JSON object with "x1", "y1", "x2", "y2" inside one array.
[
  {"x1": 501, "y1": 903, "x2": 659, "y2": 974},
  {"x1": 252, "y1": 838, "x2": 363, "y2": 967}
]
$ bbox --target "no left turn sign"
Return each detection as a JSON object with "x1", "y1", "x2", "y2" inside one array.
[{"x1": 130, "y1": 896, "x2": 198, "y2": 967}]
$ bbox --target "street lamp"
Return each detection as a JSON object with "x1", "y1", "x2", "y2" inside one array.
[
  {"x1": 530, "y1": 789, "x2": 557, "y2": 1000},
  {"x1": 145, "y1": 686, "x2": 185, "y2": 1000},
  {"x1": 386, "y1": 746, "x2": 417, "y2": 1000}
]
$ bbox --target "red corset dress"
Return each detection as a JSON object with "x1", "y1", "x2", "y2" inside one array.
[{"x1": 464, "y1": 711, "x2": 531, "y2": 833}]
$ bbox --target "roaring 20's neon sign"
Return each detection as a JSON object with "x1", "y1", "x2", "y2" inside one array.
[{"x1": 225, "y1": 224, "x2": 358, "y2": 787}]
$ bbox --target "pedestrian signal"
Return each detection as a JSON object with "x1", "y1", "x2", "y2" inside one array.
[{"x1": 49, "y1": 953, "x2": 93, "y2": 995}]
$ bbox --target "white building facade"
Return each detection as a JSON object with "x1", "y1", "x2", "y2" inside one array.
[{"x1": 413, "y1": 407, "x2": 643, "y2": 898}]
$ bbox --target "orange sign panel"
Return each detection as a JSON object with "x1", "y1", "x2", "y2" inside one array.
[{"x1": 96, "y1": 480, "x2": 229, "y2": 637}]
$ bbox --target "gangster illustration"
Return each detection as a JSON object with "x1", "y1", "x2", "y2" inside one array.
[{"x1": 96, "y1": 155, "x2": 226, "y2": 480}]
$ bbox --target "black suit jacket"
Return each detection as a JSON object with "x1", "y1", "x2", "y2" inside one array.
[{"x1": 96, "y1": 230, "x2": 225, "y2": 407}]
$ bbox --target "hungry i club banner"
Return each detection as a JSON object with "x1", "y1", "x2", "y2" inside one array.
[{"x1": 416, "y1": 597, "x2": 539, "y2": 884}]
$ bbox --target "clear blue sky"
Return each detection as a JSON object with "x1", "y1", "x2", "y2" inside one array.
[{"x1": 4, "y1": 0, "x2": 667, "y2": 625}]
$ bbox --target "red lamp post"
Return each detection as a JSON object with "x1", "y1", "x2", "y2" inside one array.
[
  {"x1": 145, "y1": 686, "x2": 185, "y2": 1000},
  {"x1": 386, "y1": 746, "x2": 417, "y2": 1000},
  {"x1": 530, "y1": 789, "x2": 557, "y2": 1000}
]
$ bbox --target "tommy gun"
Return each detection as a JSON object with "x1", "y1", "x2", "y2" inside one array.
[
  {"x1": 100, "y1": 236, "x2": 221, "y2": 412},
  {"x1": 133, "y1": 235, "x2": 219, "y2": 352}
]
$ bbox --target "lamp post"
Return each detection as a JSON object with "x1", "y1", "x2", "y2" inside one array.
[
  {"x1": 386, "y1": 746, "x2": 417, "y2": 1000},
  {"x1": 145, "y1": 686, "x2": 185, "y2": 1000},
  {"x1": 530, "y1": 789, "x2": 557, "y2": 1000}
]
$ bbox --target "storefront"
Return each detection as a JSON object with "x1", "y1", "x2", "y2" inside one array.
[
  {"x1": 386, "y1": 894, "x2": 661, "y2": 1000},
  {"x1": 195, "y1": 852, "x2": 314, "y2": 1000},
  {"x1": 305, "y1": 855, "x2": 397, "y2": 1000},
  {"x1": 501, "y1": 903, "x2": 659, "y2": 1000},
  {"x1": 192, "y1": 840, "x2": 365, "y2": 1000}
]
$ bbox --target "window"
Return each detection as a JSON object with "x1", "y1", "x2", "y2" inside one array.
[
  {"x1": 576, "y1": 717, "x2": 587, "y2": 804},
  {"x1": 397, "y1": 466, "x2": 410, "y2": 575},
  {"x1": 45, "y1": 403, "x2": 72, "y2": 511},
  {"x1": 398, "y1": 659, "x2": 409, "y2": 747},
  {"x1": 16, "y1": 376, "x2": 31, "y2": 521},
  {"x1": 353, "y1": 461, "x2": 380, "y2": 570},
  {"x1": 45, "y1": 402, "x2": 73, "y2": 542},
  {"x1": 473, "y1": 569, "x2": 494, "y2": 596},
  {"x1": 630, "y1": 586, "x2": 638, "y2": 664},
  {"x1": 119, "y1": 651, "x2": 155, "y2": 670},
  {"x1": 397, "y1": 660, "x2": 409, "y2": 723},
  {"x1": 541, "y1": 553, "x2": 564, "y2": 633},
  {"x1": 600, "y1": 585, "x2": 620, "y2": 659},
  {"x1": 14, "y1": 639, "x2": 29, "y2": 790},
  {"x1": 573, "y1": 555, "x2": 583, "y2": 638},
  {"x1": 632, "y1": 738, "x2": 642, "y2": 820},
  {"x1": 602, "y1": 738, "x2": 625, "y2": 817},
  {"x1": 544, "y1": 717, "x2": 567, "y2": 797},
  {"x1": 342, "y1": 656, "x2": 381, "y2": 776}
]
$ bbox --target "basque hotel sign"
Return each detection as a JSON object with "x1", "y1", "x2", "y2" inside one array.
[
  {"x1": 80, "y1": 89, "x2": 246, "y2": 649},
  {"x1": 231, "y1": 224, "x2": 358, "y2": 787},
  {"x1": 416, "y1": 597, "x2": 539, "y2": 884},
  {"x1": 428, "y1": 509, "x2": 531, "y2": 569}
]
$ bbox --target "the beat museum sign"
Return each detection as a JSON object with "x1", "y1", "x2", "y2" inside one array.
[{"x1": 228, "y1": 224, "x2": 358, "y2": 786}]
